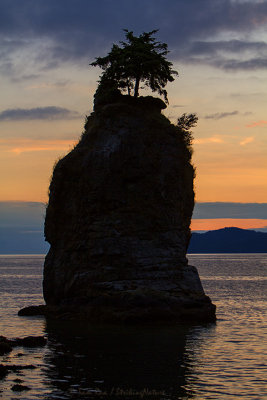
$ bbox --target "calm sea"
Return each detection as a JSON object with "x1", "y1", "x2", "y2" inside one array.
[{"x1": 0, "y1": 254, "x2": 266, "y2": 399}]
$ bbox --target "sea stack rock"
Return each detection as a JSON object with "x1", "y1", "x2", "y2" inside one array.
[{"x1": 43, "y1": 94, "x2": 216, "y2": 322}]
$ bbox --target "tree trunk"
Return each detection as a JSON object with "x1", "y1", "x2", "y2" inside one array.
[
  {"x1": 127, "y1": 79, "x2": 131, "y2": 95},
  {"x1": 134, "y1": 77, "x2": 140, "y2": 98}
]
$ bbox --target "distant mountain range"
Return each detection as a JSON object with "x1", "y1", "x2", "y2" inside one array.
[
  {"x1": 0, "y1": 226, "x2": 266, "y2": 254},
  {"x1": 188, "y1": 227, "x2": 267, "y2": 253}
]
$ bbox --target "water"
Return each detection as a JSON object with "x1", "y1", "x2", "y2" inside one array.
[{"x1": 0, "y1": 254, "x2": 266, "y2": 399}]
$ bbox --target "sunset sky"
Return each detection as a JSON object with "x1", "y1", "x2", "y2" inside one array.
[{"x1": 0, "y1": 0, "x2": 267, "y2": 233}]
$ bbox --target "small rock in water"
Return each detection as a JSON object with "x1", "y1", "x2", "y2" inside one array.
[
  {"x1": 8, "y1": 364, "x2": 36, "y2": 371},
  {"x1": 0, "y1": 336, "x2": 13, "y2": 355},
  {"x1": 11, "y1": 384, "x2": 31, "y2": 391},
  {"x1": 0, "y1": 334, "x2": 46, "y2": 359},
  {"x1": 13, "y1": 378, "x2": 24, "y2": 383},
  {"x1": 0, "y1": 365, "x2": 8, "y2": 379},
  {"x1": 18, "y1": 304, "x2": 46, "y2": 316},
  {"x1": 13, "y1": 336, "x2": 47, "y2": 347}
]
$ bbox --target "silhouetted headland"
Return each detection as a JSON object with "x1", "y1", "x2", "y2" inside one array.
[{"x1": 189, "y1": 227, "x2": 267, "y2": 253}]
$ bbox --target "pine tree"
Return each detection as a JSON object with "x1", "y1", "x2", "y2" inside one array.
[{"x1": 91, "y1": 30, "x2": 178, "y2": 103}]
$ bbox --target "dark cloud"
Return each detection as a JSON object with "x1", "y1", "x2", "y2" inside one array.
[
  {"x1": 0, "y1": 0, "x2": 266, "y2": 76},
  {"x1": 0, "y1": 106, "x2": 81, "y2": 121},
  {"x1": 181, "y1": 39, "x2": 267, "y2": 71},
  {"x1": 0, "y1": 59, "x2": 41, "y2": 82},
  {"x1": 189, "y1": 39, "x2": 267, "y2": 55},
  {"x1": 218, "y1": 57, "x2": 267, "y2": 71},
  {"x1": 204, "y1": 111, "x2": 239, "y2": 119},
  {"x1": 193, "y1": 202, "x2": 267, "y2": 219}
]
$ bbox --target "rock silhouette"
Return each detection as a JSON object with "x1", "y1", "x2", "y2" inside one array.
[{"x1": 43, "y1": 94, "x2": 215, "y2": 322}]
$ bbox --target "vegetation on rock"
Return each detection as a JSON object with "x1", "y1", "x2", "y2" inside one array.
[
  {"x1": 176, "y1": 112, "x2": 198, "y2": 153},
  {"x1": 91, "y1": 29, "x2": 178, "y2": 103}
]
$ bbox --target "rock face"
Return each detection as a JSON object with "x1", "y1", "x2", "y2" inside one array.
[{"x1": 43, "y1": 95, "x2": 216, "y2": 322}]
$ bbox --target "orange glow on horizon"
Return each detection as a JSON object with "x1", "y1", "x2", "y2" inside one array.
[
  {"x1": 191, "y1": 218, "x2": 267, "y2": 231},
  {"x1": 0, "y1": 138, "x2": 77, "y2": 154}
]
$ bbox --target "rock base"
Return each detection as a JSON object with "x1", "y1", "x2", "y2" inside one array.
[{"x1": 19, "y1": 293, "x2": 216, "y2": 324}]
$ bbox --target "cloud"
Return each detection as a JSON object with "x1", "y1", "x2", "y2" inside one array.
[
  {"x1": 194, "y1": 136, "x2": 224, "y2": 144},
  {"x1": 193, "y1": 202, "x2": 267, "y2": 219},
  {"x1": 182, "y1": 40, "x2": 267, "y2": 71},
  {"x1": 0, "y1": 138, "x2": 77, "y2": 154},
  {"x1": 239, "y1": 136, "x2": 254, "y2": 146},
  {"x1": 204, "y1": 111, "x2": 239, "y2": 120},
  {"x1": 246, "y1": 120, "x2": 267, "y2": 128},
  {"x1": 217, "y1": 57, "x2": 267, "y2": 71},
  {"x1": 9, "y1": 145, "x2": 70, "y2": 155},
  {"x1": 0, "y1": 106, "x2": 81, "y2": 121},
  {"x1": 0, "y1": 0, "x2": 267, "y2": 76},
  {"x1": 27, "y1": 80, "x2": 69, "y2": 89},
  {"x1": 190, "y1": 39, "x2": 267, "y2": 55}
]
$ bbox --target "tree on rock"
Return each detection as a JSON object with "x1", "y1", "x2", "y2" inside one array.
[
  {"x1": 90, "y1": 29, "x2": 178, "y2": 103},
  {"x1": 177, "y1": 113, "x2": 198, "y2": 150}
]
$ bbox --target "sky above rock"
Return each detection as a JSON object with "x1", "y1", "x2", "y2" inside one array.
[{"x1": 0, "y1": 0, "x2": 266, "y2": 231}]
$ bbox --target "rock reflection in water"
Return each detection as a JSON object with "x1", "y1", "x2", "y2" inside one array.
[{"x1": 43, "y1": 319, "x2": 203, "y2": 399}]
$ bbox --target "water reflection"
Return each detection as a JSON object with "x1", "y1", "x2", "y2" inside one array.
[{"x1": 43, "y1": 319, "x2": 210, "y2": 399}]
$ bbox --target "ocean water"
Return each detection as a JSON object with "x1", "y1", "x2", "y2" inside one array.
[{"x1": 0, "y1": 254, "x2": 266, "y2": 399}]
